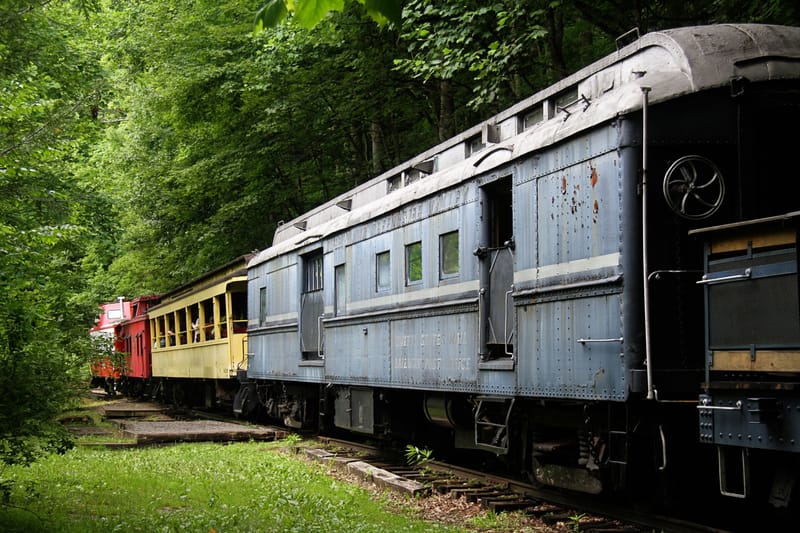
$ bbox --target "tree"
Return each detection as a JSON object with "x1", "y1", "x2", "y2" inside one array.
[
  {"x1": 87, "y1": 0, "x2": 800, "y2": 297},
  {"x1": 255, "y1": 0, "x2": 404, "y2": 29},
  {"x1": 90, "y1": 1, "x2": 439, "y2": 294},
  {"x1": 0, "y1": 1, "x2": 104, "y2": 467}
]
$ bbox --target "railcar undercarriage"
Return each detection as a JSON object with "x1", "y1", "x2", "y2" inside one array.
[{"x1": 243, "y1": 381, "x2": 711, "y2": 500}]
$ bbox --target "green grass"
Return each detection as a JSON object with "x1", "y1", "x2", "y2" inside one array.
[{"x1": 0, "y1": 441, "x2": 470, "y2": 532}]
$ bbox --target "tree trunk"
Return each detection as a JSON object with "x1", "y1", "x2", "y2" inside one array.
[
  {"x1": 438, "y1": 79, "x2": 454, "y2": 142},
  {"x1": 370, "y1": 120, "x2": 383, "y2": 175}
]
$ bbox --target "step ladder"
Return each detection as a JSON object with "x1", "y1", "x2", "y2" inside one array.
[{"x1": 474, "y1": 397, "x2": 515, "y2": 453}]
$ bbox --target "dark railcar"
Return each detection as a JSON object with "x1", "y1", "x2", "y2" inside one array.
[{"x1": 694, "y1": 212, "x2": 800, "y2": 506}]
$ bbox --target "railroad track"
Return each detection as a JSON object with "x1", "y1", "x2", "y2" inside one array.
[{"x1": 312, "y1": 436, "x2": 732, "y2": 533}]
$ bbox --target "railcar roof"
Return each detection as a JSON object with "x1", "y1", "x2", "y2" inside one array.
[
  {"x1": 148, "y1": 253, "x2": 253, "y2": 311},
  {"x1": 250, "y1": 23, "x2": 800, "y2": 269}
]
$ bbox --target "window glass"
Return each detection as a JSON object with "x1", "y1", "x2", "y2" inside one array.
[
  {"x1": 405, "y1": 242, "x2": 422, "y2": 284},
  {"x1": 522, "y1": 105, "x2": 543, "y2": 130},
  {"x1": 190, "y1": 304, "x2": 200, "y2": 343},
  {"x1": 200, "y1": 298, "x2": 214, "y2": 340},
  {"x1": 466, "y1": 135, "x2": 484, "y2": 156},
  {"x1": 232, "y1": 291, "x2": 247, "y2": 333},
  {"x1": 215, "y1": 294, "x2": 227, "y2": 339},
  {"x1": 304, "y1": 250, "x2": 323, "y2": 292},
  {"x1": 440, "y1": 231, "x2": 459, "y2": 277},
  {"x1": 176, "y1": 308, "x2": 187, "y2": 344},
  {"x1": 376, "y1": 251, "x2": 390, "y2": 291},
  {"x1": 335, "y1": 265, "x2": 346, "y2": 315},
  {"x1": 259, "y1": 286, "x2": 267, "y2": 324},
  {"x1": 387, "y1": 175, "x2": 401, "y2": 193}
]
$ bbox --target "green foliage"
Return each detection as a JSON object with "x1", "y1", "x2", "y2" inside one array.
[
  {"x1": 83, "y1": 0, "x2": 800, "y2": 300},
  {"x1": 3, "y1": 0, "x2": 800, "y2": 476},
  {"x1": 255, "y1": 0, "x2": 403, "y2": 30},
  {"x1": 404, "y1": 444, "x2": 433, "y2": 466},
  {"x1": 280, "y1": 433, "x2": 303, "y2": 449},
  {"x1": 568, "y1": 512, "x2": 586, "y2": 532},
  {"x1": 395, "y1": 0, "x2": 604, "y2": 111},
  {"x1": 0, "y1": 1, "x2": 104, "y2": 467},
  {"x1": 0, "y1": 442, "x2": 462, "y2": 532},
  {"x1": 90, "y1": 0, "x2": 437, "y2": 294}
]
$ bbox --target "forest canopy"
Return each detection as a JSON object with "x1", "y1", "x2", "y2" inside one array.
[{"x1": 1, "y1": 0, "x2": 799, "y2": 465}]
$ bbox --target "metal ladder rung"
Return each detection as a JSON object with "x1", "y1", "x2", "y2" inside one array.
[
  {"x1": 474, "y1": 398, "x2": 515, "y2": 453},
  {"x1": 607, "y1": 430, "x2": 628, "y2": 465},
  {"x1": 718, "y1": 446, "x2": 749, "y2": 498}
]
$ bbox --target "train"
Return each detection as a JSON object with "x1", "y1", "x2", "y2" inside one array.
[
  {"x1": 89, "y1": 297, "x2": 131, "y2": 394},
  {"x1": 93, "y1": 24, "x2": 800, "y2": 527}
]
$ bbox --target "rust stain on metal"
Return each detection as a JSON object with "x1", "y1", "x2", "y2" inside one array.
[{"x1": 590, "y1": 166, "x2": 598, "y2": 187}]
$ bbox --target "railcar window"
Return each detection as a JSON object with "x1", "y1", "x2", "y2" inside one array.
[
  {"x1": 440, "y1": 231, "x2": 459, "y2": 278},
  {"x1": 201, "y1": 298, "x2": 214, "y2": 340},
  {"x1": 231, "y1": 291, "x2": 247, "y2": 333},
  {"x1": 521, "y1": 106, "x2": 543, "y2": 131},
  {"x1": 466, "y1": 135, "x2": 484, "y2": 157},
  {"x1": 215, "y1": 294, "x2": 227, "y2": 339},
  {"x1": 554, "y1": 86, "x2": 579, "y2": 116},
  {"x1": 177, "y1": 308, "x2": 187, "y2": 345},
  {"x1": 376, "y1": 251, "x2": 391, "y2": 291},
  {"x1": 166, "y1": 314, "x2": 176, "y2": 346},
  {"x1": 387, "y1": 174, "x2": 401, "y2": 193},
  {"x1": 154, "y1": 316, "x2": 166, "y2": 348},
  {"x1": 406, "y1": 242, "x2": 422, "y2": 285},
  {"x1": 190, "y1": 304, "x2": 200, "y2": 343},
  {"x1": 259, "y1": 286, "x2": 267, "y2": 324},
  {"x1": 404, "y1": 169, "x2": 421, "y2": 186},
  {"x1": 335, "y1": 264, "x2": 346, "y2": 316},
  {"x1": 303, "y1": 250, "x2": 323, "y2": 292}
]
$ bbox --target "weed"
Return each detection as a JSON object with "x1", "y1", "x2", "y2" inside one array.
[
  {"x1": 281, "y1": 433, "x2": 302, "y2": 447},
  {"x1": 405, "y1": 444, "x2": 434, "y2": 466},
  {"x1": 567, "y1": 512, "x2": 586, "y2": 532}
]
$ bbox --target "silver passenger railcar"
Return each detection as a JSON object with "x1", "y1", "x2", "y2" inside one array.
[{"x1": 242, "y1": 24, "x2": 800, "y2": 521}]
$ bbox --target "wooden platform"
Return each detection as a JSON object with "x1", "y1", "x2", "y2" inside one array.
[
  {"x1": 99, "y1": 399, "x2": 168, "y2": 418},
  {"x1": 121, "y1": 420, "x2": 286, "y2": 445}
]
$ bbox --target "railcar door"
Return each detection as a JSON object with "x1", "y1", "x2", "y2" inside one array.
[
  {"x1": 300, "y1": 249, "x2": 324, "y2": 360},
  {"x1": 477, "y1": 176, "x2": 515, "y2": 360}
]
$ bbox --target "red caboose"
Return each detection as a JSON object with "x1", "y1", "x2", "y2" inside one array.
[
  {"x1": 89, "y1": 298, "x2": 131, "y2": 395},
  {"x1": 113, "y1": 295, "x2": 161, "y2": 397}
]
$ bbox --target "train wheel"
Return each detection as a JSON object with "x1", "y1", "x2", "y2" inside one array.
[{"x1": 662, "y1": 154, "x2": 725, "y2": 220}]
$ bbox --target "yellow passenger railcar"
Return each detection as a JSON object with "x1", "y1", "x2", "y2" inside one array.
[{"x1": 148, "y1": 254, "x2": 252, "y2": 406}]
